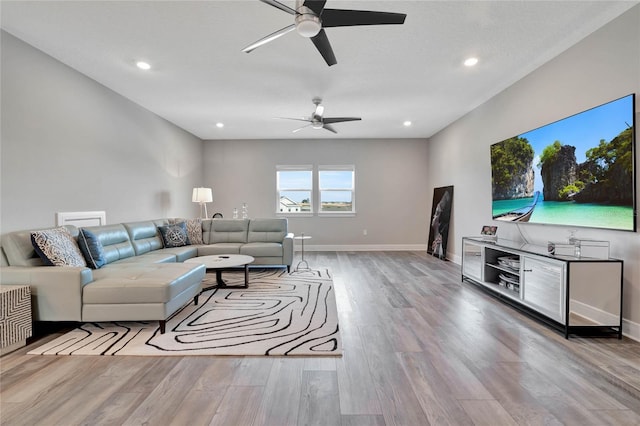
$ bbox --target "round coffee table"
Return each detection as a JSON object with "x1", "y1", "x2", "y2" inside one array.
[{"x1": 185, "y1": 254, "x2": 254, "y2": 288}]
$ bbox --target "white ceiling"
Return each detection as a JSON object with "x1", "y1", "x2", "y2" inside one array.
[{"x1": 1, "y1": 1, "x2": 637, "y2": 140}]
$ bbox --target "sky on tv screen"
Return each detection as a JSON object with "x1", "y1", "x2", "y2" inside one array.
[{"x1": 521, "y1": 95, "x2": 633, "y2": 193}]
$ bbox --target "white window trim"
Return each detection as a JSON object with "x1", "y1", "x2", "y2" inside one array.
[
  {"x1": 276, "y1": 165, "x2": 314, "y2": 216},
  {"x1": 318, "y1": 165, "x2": 356, "y2": 216}
]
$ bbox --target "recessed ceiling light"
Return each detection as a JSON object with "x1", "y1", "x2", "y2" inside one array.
[
  {"x1": 403, "y1": 121, "x2": 412, "y2": 127},
  {"x1": 136, "y1": 61, "x2": 151, "y2": 70},
  {"x1": 464, "y1": 57, "x2": 479, "y2": 67},
  {"x1": 216, "y1": 122, "x2": 224, "y2": 128}
]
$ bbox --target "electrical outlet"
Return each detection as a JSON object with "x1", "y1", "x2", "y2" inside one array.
[{"x1": 363, "y1": 229, "x2": 368, "y2": 236}]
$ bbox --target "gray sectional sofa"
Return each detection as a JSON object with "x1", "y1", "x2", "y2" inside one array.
[{"x1": 0, "y1": 218, "x2": 293, "y2": 333}]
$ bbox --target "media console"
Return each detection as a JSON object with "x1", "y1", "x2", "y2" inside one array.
[{"x1": 461, "y1": 237, "x2": 623, "y2": 339}]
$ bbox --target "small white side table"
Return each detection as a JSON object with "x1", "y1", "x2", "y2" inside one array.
[{"x1": 294, "y1": 234, "x2": 312, "y2": 271}]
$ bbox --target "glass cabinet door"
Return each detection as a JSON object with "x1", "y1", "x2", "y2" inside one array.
[
  {"x1": 462, "y1": 240, "x2": 483, "y2": 282},
  {"x1": 522, "y1": 256, "x2": 565, "y2": 322}
]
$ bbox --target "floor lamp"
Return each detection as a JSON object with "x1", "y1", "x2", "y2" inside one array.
[{"x1": 192, "y1": 187, "x2": 213, "y2": 219}]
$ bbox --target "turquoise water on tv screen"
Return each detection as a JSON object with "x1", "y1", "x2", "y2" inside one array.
[{"x1": 492, "y1": 196, "x2": 635, "y2": 231}]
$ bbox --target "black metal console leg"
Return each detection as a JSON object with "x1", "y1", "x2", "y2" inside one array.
[{"x1": 159, "y1": 320, "x2": 166, "y2": 334}]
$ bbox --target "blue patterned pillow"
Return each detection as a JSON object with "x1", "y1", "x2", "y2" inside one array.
[
  {"x1": 77, "y1": 228, "x2": 106, "y2": 269},
  {"x1": 158, "y1": 222, "x2": 191, "y2": 248},
  {"x1": 31, "y1": 227, "x2": 87, "y2": 267}
]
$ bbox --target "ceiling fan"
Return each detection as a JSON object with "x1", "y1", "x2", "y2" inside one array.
[
  {"x1": 243, "y1": 0, "x2": 407, "y2": 66},
  {"x1": 278, "y1": 97, "x2": 361, "y2": 134}
]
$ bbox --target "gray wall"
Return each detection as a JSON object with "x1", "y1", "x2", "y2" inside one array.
[
  {"x1": 428, "y1": 6, "x2": 640, "y2": 327},
  {"x1": 203, "y1": 138, "x2": 429, "y2": 249},
  {"x1": 1, "y1": 32, "x2": 204, "y2": 233}
]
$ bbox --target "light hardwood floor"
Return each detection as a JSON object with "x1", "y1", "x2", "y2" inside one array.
[{"x1": 1, "y1": 251, "x2": 639, "y2": 425}]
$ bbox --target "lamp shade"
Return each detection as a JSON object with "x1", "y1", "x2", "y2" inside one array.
[{"x1": 192, "y1": 187, "x2": 213, "y2": 203}]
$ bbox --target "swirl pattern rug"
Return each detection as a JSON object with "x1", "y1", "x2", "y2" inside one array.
[{"x1": 28, "y1": 268, "x2": 341, "y2": 356}]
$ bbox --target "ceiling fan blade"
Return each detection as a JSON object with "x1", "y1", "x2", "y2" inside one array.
[
  {"x1": 260, "y1": 0, "x2": 298, "y2": 15},
  {"x1": 310, "y1": 29, "x2": 337, "y2": 66},
  {"x1": 322, "y1": 124, "x2": 338, "y2": 134},
  {"x1": 322, "y1": 9, "x2": 406, "y2": 27},
  {"x1": 323, "y1": 117, "x2": 362, "y2": 124},
  {"x1": 303, "y1": 0, "x2": 327, "y2": 16},
  {"x1": 293, "y1": 124, "x2": 313, "y2": 133},
  {"x1": 243, "y1": 24, "x2": 296, "y2": 53},
  {"x1": 275, "y1": 117, "x2": 312, "y2": 122}
]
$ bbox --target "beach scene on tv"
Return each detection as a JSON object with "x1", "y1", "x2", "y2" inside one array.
[{"x1": 491, "y1": 94, "x2": 635, "y2": 231}]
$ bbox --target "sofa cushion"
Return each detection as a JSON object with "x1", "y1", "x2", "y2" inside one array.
[
  {"x1": 247, "y1": 218, "x2": 287, "y2": 243},
  {"x1": 157, "y1": 246, "x2": 199, "y2": 262},
  {"x1": 112, "y1": 252, "x2": 177, "y2": 264},
  {"x1": 197, "y1": 243, "x2": 242, "y2": 256},
  {"x1": 124, "y1": 221, "x2": 164, "y2": 255},
  {"x1": 85, "y1": 263, "x2": 205, "y2": 304},
  {"x1": 77, "y1": 228, "x2": 106, "y2": 269},
  {"x1": 209, "y1": 219, "x2": 249, "y2": 244},
  {"x1": 240, "y1": 242, "x2": 283, "y2": 258},
  {"x1": 2, "y1": 226, "x2": 79, "y2": 267},
  {"x1": 158, "y1": 222, "x2": 190, "y2": 248},
  {"x1": 81, "y1": 224, "x2": 136, "y2": 265},
  {"x1": 31, "y1": 227, "x2": 87, "y2": 267}
]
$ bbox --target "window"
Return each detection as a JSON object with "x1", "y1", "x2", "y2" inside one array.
[
  {"x1": 277, "y1": 166, "x2": 313, "y2": 214},
  {"x1": 319, "y1": 166, "x2": 355, "y2": 214},
  {"x1": 276, "y1": 165, "x2": 356, "y2": 215}
]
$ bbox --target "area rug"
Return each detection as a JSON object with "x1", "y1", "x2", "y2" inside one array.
[{"x1": 28, "y1": 268, "x2": 341, "y2": 356}]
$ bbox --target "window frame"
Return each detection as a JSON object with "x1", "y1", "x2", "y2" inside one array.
[
  {"x1": 276, "y1": 165, "x2": 314, "y2": 217},
  {"x1": 318, "y1": 165, "x2": 356, "y2": 216}
]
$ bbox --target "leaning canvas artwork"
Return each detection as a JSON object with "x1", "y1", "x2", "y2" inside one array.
[{"x1": 428, "y1": 185, "x2": 454, "y2": 259}]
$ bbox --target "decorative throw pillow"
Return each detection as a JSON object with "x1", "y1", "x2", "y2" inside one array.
[
  {"x1": 158, "y1": 222, "x2": 191, "y2": 248},
  {"x1": 185, "y1": 218, "x2": 204, "y2": 245},
  {"x1": 31, "y1": 227, "x2": 87, "y2": 267},
  {"x1": 77, "y1": 228, "x2": 106, "y2": 269}
]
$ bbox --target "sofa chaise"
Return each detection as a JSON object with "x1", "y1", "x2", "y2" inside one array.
[{"x1": 0, "y1": 217, "x2": 293, "y2": 333}]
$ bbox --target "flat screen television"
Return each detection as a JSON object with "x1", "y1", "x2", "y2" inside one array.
[{"x1": 490, "y1": 93, "x2": 636, "y2": 232}]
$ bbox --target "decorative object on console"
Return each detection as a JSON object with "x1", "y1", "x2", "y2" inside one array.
[
  {"x1": 192, "y1": 187, "x2": 213, "y2": 219},
  {"x1": 30, "y1": 227, "x2": 87, "y2": 267},
  {"x1": 241, "y1": 203, "x2": 248, "y2": 219},
  {"x1": 212, "y1": 212, "x2": 223, "y2": 218},
  {"x1": 427, "y1": 186, "x2": 453, "y2": 259}
]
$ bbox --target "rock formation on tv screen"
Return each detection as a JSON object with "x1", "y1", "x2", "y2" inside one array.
[
  {"x1": 490, "y1": 137, "x2": 535, "y2": 200},
  {"x1": 539, "y1": 127, "x2": 633, "y2": 205}
]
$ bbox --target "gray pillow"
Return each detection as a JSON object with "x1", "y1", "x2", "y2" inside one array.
[{"x1": 185, "y1": 218, "x2": 204, "y2": 245}]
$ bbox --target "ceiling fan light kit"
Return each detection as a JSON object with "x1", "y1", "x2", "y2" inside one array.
[
  {"x1": 244, "y1": 0, "x2": 407, "y2": 66},
  {"x1": 295, "y1": 6, "x2": 322, "y2": 37}
]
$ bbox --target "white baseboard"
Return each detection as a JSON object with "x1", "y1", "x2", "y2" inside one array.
[
  {"x1": 296, "y1": 244, "x2": 427, "y2": 252},
  {"x1": 570, "y1": 300, "x2": 620, "y2": 326},
  {"x1": 623, "y1": 318, "x2": 640, "y2": 342},
  {"x1": 570, "y1": 300, "x2": 640, "y2": 342}
]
